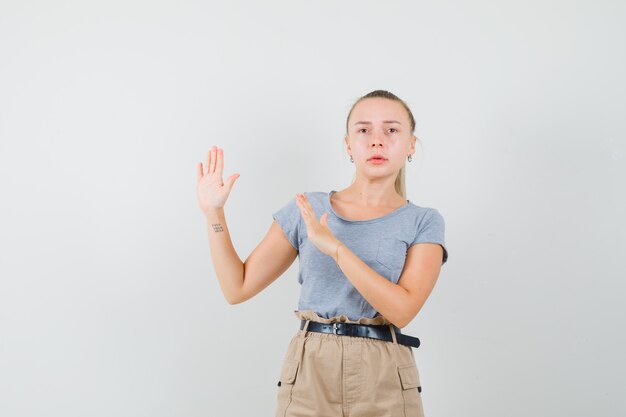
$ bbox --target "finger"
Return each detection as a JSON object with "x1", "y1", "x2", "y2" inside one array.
[
  {"x1": 295, "y1": 195, "x2": 309, "y2": 222},
  {"x1": 209, "y1": 146, "x2": 217, "y2": 173},
  {"x1": 320, "y1": 212, "x2": 328, "y2": 226},
  {"x1": 299, "y1": 194, "x2": 316, "y2": 219},
  {"x1": 321, "y1": 212, "x2": 333, "y2": 230},
  {"x1": 197, "y1": 162, "x2": 203, "y2": 181},
  {"x1": 297, "y1": 194, "x2": 317, "y2": 223},
  {"x1": 225, "y1": 173, "x2": 239, "y2": 192},
  {"x1": 205, "y1": 149, "x2": 212, "y2": 175},
  {"x1": 216, "y1": 147, "x2": 223, "y2": 175}
]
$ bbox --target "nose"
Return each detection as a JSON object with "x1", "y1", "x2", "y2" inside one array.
[{"x1": 370, "y1": 129, "x2": 385, "y2": 147}]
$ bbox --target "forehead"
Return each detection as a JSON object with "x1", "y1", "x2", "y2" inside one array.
[{"x1": 350, "y1": 98, "x2": 408, "y2": 124}]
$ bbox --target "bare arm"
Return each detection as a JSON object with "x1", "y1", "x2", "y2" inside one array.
[
  {"x1": 333, "y1": 242, "x2": 442, "y2": 328},
  {"x1": 198, "y1": 146, "x2": 297, "y2": 305},
  {"x1": 204, "y1": 207, "x2": 244, "y2": 304},
  {"x1": 205, "y1": 209, "x2": 297, "y2": 305},
  {"x1": 236, "y1": 220, "x2": 298, "y2": 303}
]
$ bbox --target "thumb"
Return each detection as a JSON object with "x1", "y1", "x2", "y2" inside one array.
[
  {"x1": 320, "y1": 212, "x2": 329, "y2": 226},
  {"x1": 225, "y1": 173, "x2": 240, "y2": 192}
]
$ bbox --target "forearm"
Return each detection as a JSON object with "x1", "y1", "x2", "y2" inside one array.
[
  {"x1": 205, "y1": 208, "x2": 244, "y2": 304},
  {"x1": 334, "y1": 243, "x2": 412, "y2": 328}
]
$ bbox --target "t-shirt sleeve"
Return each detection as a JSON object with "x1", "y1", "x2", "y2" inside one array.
[
  {"x1": 410, "y1": 208, "x2": 448, "y2": 265},
  {"x1": 272, "y1": 197, "x2": 301, "y2": 251}
]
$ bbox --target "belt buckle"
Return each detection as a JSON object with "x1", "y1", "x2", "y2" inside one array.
[{"x1": 333, "y1": 322, "x2": 339, "y2": 335}]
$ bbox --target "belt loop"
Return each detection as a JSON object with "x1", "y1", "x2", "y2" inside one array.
[
  {"x1": 301, "y1": 319, "x2": 311, "y2": 337},
  {"x1": 389, "y1": 324, "x2": 398, "y2": 345}
]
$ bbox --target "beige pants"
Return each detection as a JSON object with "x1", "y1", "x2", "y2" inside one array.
[{"x1": 275, "y1": 310, "x2": 425, "y2": 417}]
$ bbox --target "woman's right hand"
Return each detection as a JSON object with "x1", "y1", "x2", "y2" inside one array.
[{"x1": 197, "y1": 146, "x2": 240, "y2": 214}]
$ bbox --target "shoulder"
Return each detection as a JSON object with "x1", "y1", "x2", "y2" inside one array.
[
  {"x1": 303, "y1": 191, "x2": 327, "y2": 199},
  {"x1": 402, "y1": 202, "x2": 442, "y2": 223},
  {"x1": 302, "y1": 191, "x2": 328, "y2": 206},
  {"x1": 417, "y1": 207, "x2": 445, "y2": 230},
  {"x1": 407, "y1": 203, "x2": 444, "y2": 219},
  {"x1": 405, "y1": 204, "x2": 446, "y2": 239}
]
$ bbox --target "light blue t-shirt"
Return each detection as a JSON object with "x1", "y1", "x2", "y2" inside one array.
[{"x1": 272, "y1": 190, "x2": 448, "y2": 320}]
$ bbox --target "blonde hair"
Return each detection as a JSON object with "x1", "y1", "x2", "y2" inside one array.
[{"x1": 345, "y1": 90, "x2": 419, "y2": 200}]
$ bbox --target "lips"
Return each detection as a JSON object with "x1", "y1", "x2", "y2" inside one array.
[{"x1": 368, "y1": 155, "x2": 387, "y2": 161}]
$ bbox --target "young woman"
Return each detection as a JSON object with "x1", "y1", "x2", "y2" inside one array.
[{"x1": 196, "y1": 90, "x2": 448, "y2": 417}]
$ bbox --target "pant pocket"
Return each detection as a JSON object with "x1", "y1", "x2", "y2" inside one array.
[
  {"x1": 275, "y1": 358, "x2": 300, "y2": 417},
  {"x1": 398, "y1": 363, "x2": 425, "y2": 417}
]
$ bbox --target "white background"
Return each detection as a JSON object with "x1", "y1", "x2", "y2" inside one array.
[{"x1": 1, "y1": 1, "x2": 624, "y2": 416}]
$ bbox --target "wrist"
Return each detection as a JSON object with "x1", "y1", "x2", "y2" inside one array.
[
  {"x1": 204, "y1": 207, "x2": 224, "y2": 220},
  {"x1": 334, "y1": 242, "x2": 344, "y2": 263}
]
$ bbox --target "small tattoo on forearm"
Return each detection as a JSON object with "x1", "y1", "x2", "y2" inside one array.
[{"x1": 211, "y1": 223, "x2": 224, "y2": 232}]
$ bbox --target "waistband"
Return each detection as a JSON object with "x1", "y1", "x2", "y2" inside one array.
[
  {"x1": 293, "y1": 309, "x2": 394, "y2": 326},
  {"x1": 299, "y1": 319, "x2": 421, "y2": 349}
]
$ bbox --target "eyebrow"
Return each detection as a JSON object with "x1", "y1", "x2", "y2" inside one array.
[{"x1": 353, "y1": 120, "x2": 402, "y2": 126}]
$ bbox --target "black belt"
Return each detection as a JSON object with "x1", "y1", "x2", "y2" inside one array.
[{"x1": 300, "y1": 320, "x2": 420, "y2": 349}]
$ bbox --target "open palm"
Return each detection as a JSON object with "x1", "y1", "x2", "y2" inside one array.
[{"x1": 197, "y1": 146, "x2": 240, "y2": 214}]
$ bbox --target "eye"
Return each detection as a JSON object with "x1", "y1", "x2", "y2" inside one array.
[
  {"x1": 358, "y1": 128, "x2": 367, "y2": 133},
  {"x1": 388, "y1": 128, "x2": 398, "y2": 133}
]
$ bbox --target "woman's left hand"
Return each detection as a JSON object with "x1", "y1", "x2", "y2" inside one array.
[{"x1": 295, "y1": 193, "x2": 342, "y2": 260}]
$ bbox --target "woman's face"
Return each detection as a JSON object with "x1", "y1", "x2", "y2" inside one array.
[{"x1": 345, "y1": 97, "x2": 415, "y2": 177}]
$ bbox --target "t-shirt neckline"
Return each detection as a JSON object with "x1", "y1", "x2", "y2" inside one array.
[{"x1": 326, "y1": 190, "x2": 411, "y2": 224}]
